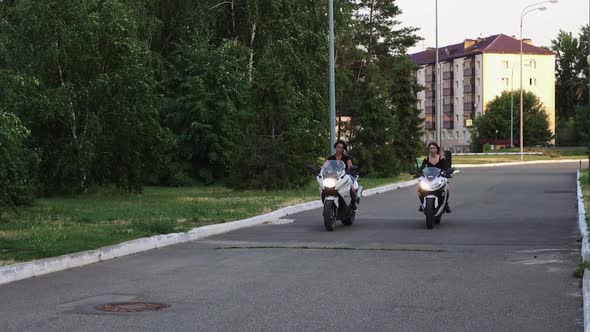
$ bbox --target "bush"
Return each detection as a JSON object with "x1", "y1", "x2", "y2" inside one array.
[{"x1": 0, "y1": 111, "x2": 38, "y2": 217}]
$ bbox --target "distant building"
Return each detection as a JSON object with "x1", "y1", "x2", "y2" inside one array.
[{"x1": 409, "y1": 34, "x2": 555, "y2": 152}]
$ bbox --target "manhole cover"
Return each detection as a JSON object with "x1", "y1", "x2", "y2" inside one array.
[{"x1": 95, "y1": 302, "x2": 170, "y2": 313}]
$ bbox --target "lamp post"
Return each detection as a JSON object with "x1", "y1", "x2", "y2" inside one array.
[
  {"x1": 519, "y1": 0, "x2": 558, "y2": 161},
  {"x1": 435, "y1": 0, "x2": 441, "y2": 146},
  {"x1": 328, "y1": 0, "x2": 336, "y2": 154}
]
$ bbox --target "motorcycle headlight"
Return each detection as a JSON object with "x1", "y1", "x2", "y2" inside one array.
[
  {"x1": 322, "y1": 178, "x2": 337, "y2": 188},
  {"x1": 419, "y1": 181, "x2": 430, "y2": 191}
]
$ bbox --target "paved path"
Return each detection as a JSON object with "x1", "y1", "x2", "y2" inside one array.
[{"x1": 0, "y1": 163, "x2": 584, "y2": 331}]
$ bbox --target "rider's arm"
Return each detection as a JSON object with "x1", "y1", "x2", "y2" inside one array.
[{"x1": 347, "y1": 159, "x2": 353, "y2": 170}]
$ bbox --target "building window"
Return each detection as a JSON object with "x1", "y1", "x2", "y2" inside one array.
[
  {"x1": 449, "y1": 131, "x2": 453, "y2": 139},
  {"x1": 529, "y1": 78, "x2": 537, "y2": 86},
  {"x1": 456, "y1": 131, "x2": 460, "y2": 138},
  {"x1": 463, "y1": 130, "x2": 466, "y2": 137},
  {"x1": 455, "y1": 64, "x2": 459, "y2": 72},
  {"x1": 455, "y1": 97, "x2": 459, "y2": 105},
  {"x1": 502, "y1": 60, "x2": 509, "y2": 69},
  {"x1": 455, "y1": 114, "x2": 459, "y2": 122},
  {"x1": 456, "y1": 81, "x2": 459, "y2": 88},
  {"x1": 529, "y1": 59, "x2": 536, "y2": 68},
  {"x1": 476, "y1": 77, "x2": 480, "y2": 86},
  {"x1": 443, "y1": 132, "x2": 446, "y2": 139},
  {"x1": 476, "y1": 60, "x2": 480, "y2": 69}
]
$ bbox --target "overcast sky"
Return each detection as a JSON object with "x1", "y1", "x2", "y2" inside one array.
[{"x1": 395, "y1": 0, "x2": 588, "y2": 54}]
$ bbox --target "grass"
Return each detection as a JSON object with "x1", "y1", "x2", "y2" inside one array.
[{"x1": 0, "y1": 174, "x2": 412, "y2": 264}]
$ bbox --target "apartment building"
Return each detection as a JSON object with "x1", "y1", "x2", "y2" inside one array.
[{"x1": 410, "y1": 34, "x2": 555, "y2": 152}]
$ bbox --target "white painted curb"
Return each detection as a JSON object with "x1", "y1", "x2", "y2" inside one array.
[{"x1": 577, "y1": 169, "x2": 590, "y2": 332}]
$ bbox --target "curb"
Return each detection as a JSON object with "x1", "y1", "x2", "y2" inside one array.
[
  {"x1": 577, "y1": 170, "x2": 590, "y2": 332},
  {"x1": 0, "y1": 160, "x2": 586, "y2": 287}
]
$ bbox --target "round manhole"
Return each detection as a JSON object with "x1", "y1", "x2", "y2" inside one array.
[{"x1": 95, "y1": 302, "x2": 170, "y2": 313}]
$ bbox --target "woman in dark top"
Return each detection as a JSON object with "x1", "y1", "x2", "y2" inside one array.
[
  {"x1": 419, "y1": 141, "x2": 451, "y2": 213},
  {"x1": 324, "y1": 139, "x2": 358, "y2": 210}
]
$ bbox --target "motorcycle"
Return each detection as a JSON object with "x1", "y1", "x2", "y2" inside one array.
[
  {"x1": 414, "y1": 166, "x2": 454, "y2": 229},
  {"x1": 315, "y1": 160, "x2": 363, "y2": 231}
]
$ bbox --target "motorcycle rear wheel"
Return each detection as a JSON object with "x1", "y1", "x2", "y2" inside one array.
[{"x1": 323, "y1": 200, "x2": 336, "y2": 231}]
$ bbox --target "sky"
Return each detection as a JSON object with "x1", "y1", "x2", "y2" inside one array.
[{"x1": 395, "y1": 0, "x2": 588, "y2": 54}]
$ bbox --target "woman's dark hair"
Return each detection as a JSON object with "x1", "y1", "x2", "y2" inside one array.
[
  {"x1": 427, "y1": 141, "x2": 441, "y2": 155},
  {"x1": 334, "y1": 139, "x2": 348, "y2": 151}
]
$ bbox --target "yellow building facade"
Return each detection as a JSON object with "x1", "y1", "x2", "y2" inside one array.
[{"x1": 410, "y1": 34, "x2": 556, "y2": 151}]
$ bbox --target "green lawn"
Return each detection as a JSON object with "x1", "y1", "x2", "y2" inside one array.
[{"x1": 0, "y1": 175, "x2": 412, "y2": 265}]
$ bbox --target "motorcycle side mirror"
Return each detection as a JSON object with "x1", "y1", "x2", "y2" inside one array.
[{"x1": 446, "y1": 167, "x2": 455, "y2": 174}]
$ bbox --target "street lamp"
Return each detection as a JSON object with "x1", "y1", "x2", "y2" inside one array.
[
  {"x1": 519, "y1": 0, "x2": 558, "y2": 160},
  {"x1": 328, "y1": 0, "x2": 336, "y2": 154},
  {"x1": 435, "y1": 0, "x2": 441, "y2": 147}
]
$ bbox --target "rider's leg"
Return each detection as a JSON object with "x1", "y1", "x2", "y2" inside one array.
[{"x1": 444, "y1": 189, "x2": 451, "y2": 213}]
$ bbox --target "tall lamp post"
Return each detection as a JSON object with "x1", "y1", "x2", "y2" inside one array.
[
  {"x1": 328, "y1": 0, "x2": 336, "y2": 154},
  {"x1": 519, "y1": 0, "x2": 558, "y2": 160},
  {"x1": 435, "y1": 0, "x2": 441, "y2": 146}
]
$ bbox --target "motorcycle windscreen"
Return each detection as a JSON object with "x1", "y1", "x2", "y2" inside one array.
[
  {"x1": 422, "y1": 167, "x2": 441, "y2": 180},
  {"x1": 321, "y1": 160, "x2": 346, "y2": 177}
]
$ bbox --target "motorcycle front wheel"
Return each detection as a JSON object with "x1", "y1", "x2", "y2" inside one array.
[
  {"x1": 425, "y1": 198, "x2": 435, "y2": 229},
  {"x1": 341, "y1": 208, "x2": 355, "y2": 226},
  {"x1": 323, "y1": 200, "x2": 337, "y2": 231}
]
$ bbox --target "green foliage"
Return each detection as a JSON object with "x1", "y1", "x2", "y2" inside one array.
[
  {"x1": 470, "y1": 91, "x2": 553, "y2": 151},
  {"x1": 338, "y1": 0, "x2": 422, "y2": 176},
  {"x1": 164, "y1": 40, "x2": 251, "y2": 184},
  {"x1": 1, "y1": 0, "x2": 169, "y2": 193},
  {"x1": 574, "y1": 106, "x2": 590, "y2": 148},
  {"x1": 0, "y1": 111, "x2": 38, "y2": 216},
  {"x1": 228, "y1": 0, "x2": 329, "y2": 189}
]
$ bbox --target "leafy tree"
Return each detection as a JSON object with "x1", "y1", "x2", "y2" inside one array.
[
  {"x1": 163, "y1": 40, "x2": 251, "y2": 184},
  {"x1": 227, "y1": 0, "x2": 329, "y2": 189},
  {"x1": 340, "y1": 0, "x2": 422, "y2": 175},
  {"x1": 0, "y1": 111, "x2": 38, "y2": 217},
  {"x1": 551, "y1": 30, "x2": 584, "y2": 120},
  {"x1": 470, "y1": 91, "x2": 553, "y2": 150},
  {"x1": 0, "y1": 0, "x2": 168, "y2": 193},
  {"x1": 574, "y1": 106, "x2": 590, "y2": 147}
]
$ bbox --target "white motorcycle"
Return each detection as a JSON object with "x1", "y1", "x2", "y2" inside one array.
[
  {"x1": 415, "y1": 166, "x2": 454, "y2": 229},
  {"x1": 315, "y1": 160, "x2": 363, "y2": 231}
]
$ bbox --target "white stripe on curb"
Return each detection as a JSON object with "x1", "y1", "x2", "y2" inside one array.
[
  {"x1": 0, "y1": 159, "x2": 586, "y2": 287},
  {"x1": 577, "y1": 170, "x2": 590, "y2": 332}
]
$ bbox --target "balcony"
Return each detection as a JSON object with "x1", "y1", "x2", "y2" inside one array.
[
  {"x1": 443, "y1": 120, "x2": 454, "y2": 129},
  {"x1": 463, "y1": 85, "x2": 474, "y2": 94},
  {"x1": 443, "y1": 104, "x2": 454, "y2": 112},
  {"x1": 443, "y1": 71, "x2": 453, "y2": 80},
  {"x1": 463, "y1": 67, "x2": 475, "y2": 77},
  {"x1": 463, "y1": 102, "x2": 474, "y2": 111},
  {"x1": 443, "y1": 88, "x2": 454, "y2": 96},
  {"x1": 425, "y1": 90, "x2": 434, "y2": 98},
  {"x1": 424, "y1": 121, "x2": 435, "y2": 130}
]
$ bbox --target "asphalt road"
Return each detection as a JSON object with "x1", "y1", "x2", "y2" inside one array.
[{"x1": 0, "y1": 163, "x2": 585, "y2": 331}]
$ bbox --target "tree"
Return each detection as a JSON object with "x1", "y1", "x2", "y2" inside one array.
[
  {"x1": 470, "y1": 91, "x2": 553, "y2": 150},
  {"x1": 339, "y1": 0, "x2": 422, "y2": 175},
  {"x1": 0, "y1": 111, "x2": 38, "y2": 217},
  {"x1": 551, "y1": 30, "x2": 584, "y2": 120},
  {"x1": 227, "y1": 0, "x2": 329, "y2": 189},
  {"x1": 163, "y1": 40, "x2": 251, "y2": 184},
  {"x1": 0, "y1": 0, "x2": 169, "y2": 193}
]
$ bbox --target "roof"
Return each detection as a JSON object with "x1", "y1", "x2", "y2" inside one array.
[{"x1": 409, "y1": 34, "x2": 555, "y2": 65}]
